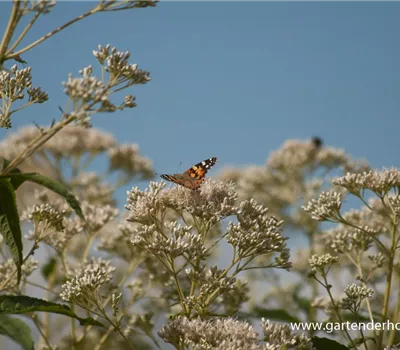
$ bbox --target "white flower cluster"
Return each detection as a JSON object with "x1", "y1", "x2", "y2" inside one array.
[
  {"x1": 325, "y1": 224, "x2": 373, "y2": 254},
  {"x1": 227, "y1": 199, "x2": 290, "y2": 268},
  {"x1": 308, "y1": 253, "x2": 339, "y2": 276},
  {"x1": 183, "y1": 265, "x2": 238, "y2": 312},
  {"x1": 27, "y1": 203, "x2": 65, "y2": 234},
  {"x1": 261, "y1": 318, "x2": 314, "y2": 350},
  {"x1": 126, "y1": 181, "x2": 291, "y2": 270},
  {"x1": 131, "y1": 222, "x2": 209, "y2": 261},
  {"x1": 60, "y1": 258, "x2": 115, "y2": 303},
  {"x1": 303, "y1": 191, "x2": 343, "y2": 222},
  {"x1": 333, "y1": 168, "x2": 400, "y2": 197},
  {"x1": 165, "y1": 179, "x2": 238, "y2": 225},
  {"x1": 80, "y1": 201, "x2": 119, "y2": 233},
  {"x1": 0, "y1": 65, "x2": 48, "y2": 128},
  {"x1": 0, "y1": 125, "x2": 116, "y2": 160},
  {"x1": 97, "y1": 45, "x2": 150, "y2": 85},
  {"x1": 126, "y1": 181, "x2": 167, "y2": 225},
  {"x1": 158, "y1": 317, "x2": 313, "y2": 350},
  {"x1": 340, "y1": 283, "x2": 374, "y2": 313},
  {"x1": 71, "y1": 172, "x2": 114, "y2": 205},
  {"x1": 108, "y1": 144, "x2": 153, "y2": 179},
  {"x1": 0, "y1": 257, "x2": 38, "y2": 292},
  {"x1": 63, "y1": 65, "x2": 105, "y2": 104},
  {"x1": 158, "y1": 317, "x2": 260, "y2": 350}
]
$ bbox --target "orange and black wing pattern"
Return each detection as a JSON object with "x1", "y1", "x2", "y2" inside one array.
[
  {"x1": 160, "y1": 157, "x2": 217, "y2": 190},
  {"x1": 185, "y1": 157, "x2": 217, "y2": 180}
]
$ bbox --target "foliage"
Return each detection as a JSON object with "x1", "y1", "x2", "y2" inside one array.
[{"x1": 0, "y1": 2, "x2": 399, "y2": 350}]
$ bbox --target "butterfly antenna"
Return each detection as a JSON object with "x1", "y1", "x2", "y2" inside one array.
[{"x1": 176, "y1": 161, "x2": 183, "y2": 173}]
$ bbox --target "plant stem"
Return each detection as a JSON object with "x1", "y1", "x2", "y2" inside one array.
[
  {"x1": 322, "y1": 275, "x2": 357, "y2": 349},
  {"x1": 0, "y1": 1, "x2": 20, "y2": 63},
  {"x1": 388, "y1": 285, "x2": 400, "y2": 345},
  {"x1": 6, "y1": 9, "x2": 41, "y2": 55},
  {"x1": 76, "y1": 259, "x2": 140, "y2": 343},
  {"x1": 377, "y1": 220, "x2": 397, "y2": 348},
  {"x1": 31, "y1": 314, "x2": 54, "y2": 350},
  {"x1": 93, "y1": 325, "x2": 113, "y2": 350},
  {"x1": 2, "y1": 115, "x2": 76, "y2": 173},
  {"x1": 7, "y1": 4, "x2": 103, "y2": 60}
]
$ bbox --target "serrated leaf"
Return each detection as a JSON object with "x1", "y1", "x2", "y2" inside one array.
[
  {"x1": 312, "y1": 337, "x2": 350, "y2": 350},
  {"x1": 0, "y1": 315, "x2": 34, "y2": 350},
  {"x1": 0, "y1": 295, "x2": 104, "y2": 327},
  {"x1": 0, "y1": 179, "x2": 22, "y2": 282},
  {"x1": 252, "y1": 307, "x2": 301, "y2": 323},
  {"x1": 1, "y1": 173, "x2": 84, "y2": 220}
]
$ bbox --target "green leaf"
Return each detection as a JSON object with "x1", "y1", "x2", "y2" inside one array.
[
  {"x1": 0, "y1": 315, "x2": 34, "y2": 350},
  {"x1": 0, "y1": 179, "x2": 22, "y2": 282},
  {"x1": 0, "y1": 295, "x2": 104, "y2": 327},
  {"x1": 0, "y1": 158, "x2": 22, "y2": 189},
  {"x1": 1, "y1": 173, "x2": 84, "y2": 220},
  {"x1": 312, "y1": 337, "x2": 350, "y2": 350},
  {"x1": 41, "y1": 257, "x2": 57, "y2": 280},
  {"x1": 252, "y1": 307, "x2": 301, "y2": 323}
]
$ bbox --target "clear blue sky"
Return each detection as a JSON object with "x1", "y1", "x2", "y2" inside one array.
[
  {"x1": 1, "y1": 5, "x2": 399, "y2": 346},
  {"x1": 1, "y1": 1, "x2": 399, "y2": 184}
]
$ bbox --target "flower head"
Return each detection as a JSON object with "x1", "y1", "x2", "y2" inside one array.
[
  {"x1": 261, "y1": 318, "x2": 314, "y2": 350},
  {"x1": 308, "y1": 253, "x2": 339, "y2": 276},
  {"x1": 60, "y1": 258, "x2": 115, "y2": 304},
  {"x1": 164, "y1": 179, "x2": 238, "y2": 225},
  {"x1": 340, "y1": 283, "x2": 374, "y2": 313},
  {"x1": 126, "y1": 181, "x2": 166, "y2": 225},
  {"x1": 27, "y1": 203, "x2": 65, "y2": 234},
  {"x1": 333, "y1": 169, "x2": 400, "y2": 197},
  {"x1": 303, "y1": 191, "x2": 343, "y2": 221},
  {"x1": 227, "y1": 199, "x2": 290, "y2": 268},
  {"x1": 0, "y1": 257, "x2": 38, "y2": 292},
  {"x1": 158, "y1": 317, "x2": 261, "y2": 350},
  {"x1": 131, "y1": 221, "x2": 208, "y2": 261},
  {"x1": 108, "y1": 144, "x2": 153, "y2": 179}
]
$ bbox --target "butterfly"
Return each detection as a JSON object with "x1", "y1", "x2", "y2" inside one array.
[{"x1": 160, "y1": 157, "x2": 217, "y2": 190}]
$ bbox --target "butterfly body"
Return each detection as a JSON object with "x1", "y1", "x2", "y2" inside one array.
[{"x1": 160, "y1": 157, "x2": 217, "y2": 190}]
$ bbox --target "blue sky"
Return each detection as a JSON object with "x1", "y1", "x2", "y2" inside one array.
[
  {"x1": 0, "y1": 1, "x2": 399, "y2": 189},
  {"x1": 0, "y1": 5, "x2": 399, "y2": 347}
]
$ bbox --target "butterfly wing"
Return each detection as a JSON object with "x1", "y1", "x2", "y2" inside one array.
[
  {"x1": 160, "y1": 157, "x2": 217, "y2": 190},
  {"x1": 160, "y1": 174, "x2": 185, "y2": 186},
  {"x1": 185, "y1": 157, "x2": 217, "y2": 180}
]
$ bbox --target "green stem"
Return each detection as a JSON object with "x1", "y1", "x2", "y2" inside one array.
[
  {"x1": 76, "y1": 259, "x2": 140, "y2": 343},
  {"x1": 377, "y1": 221, "x2": 397, "y2": 348},
  {"x1": 170, "y1": 260, "x2": 189, "y2": 316},
  {"x1": 321, "y1": 274, "x2": 357, "y2": 349}
]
